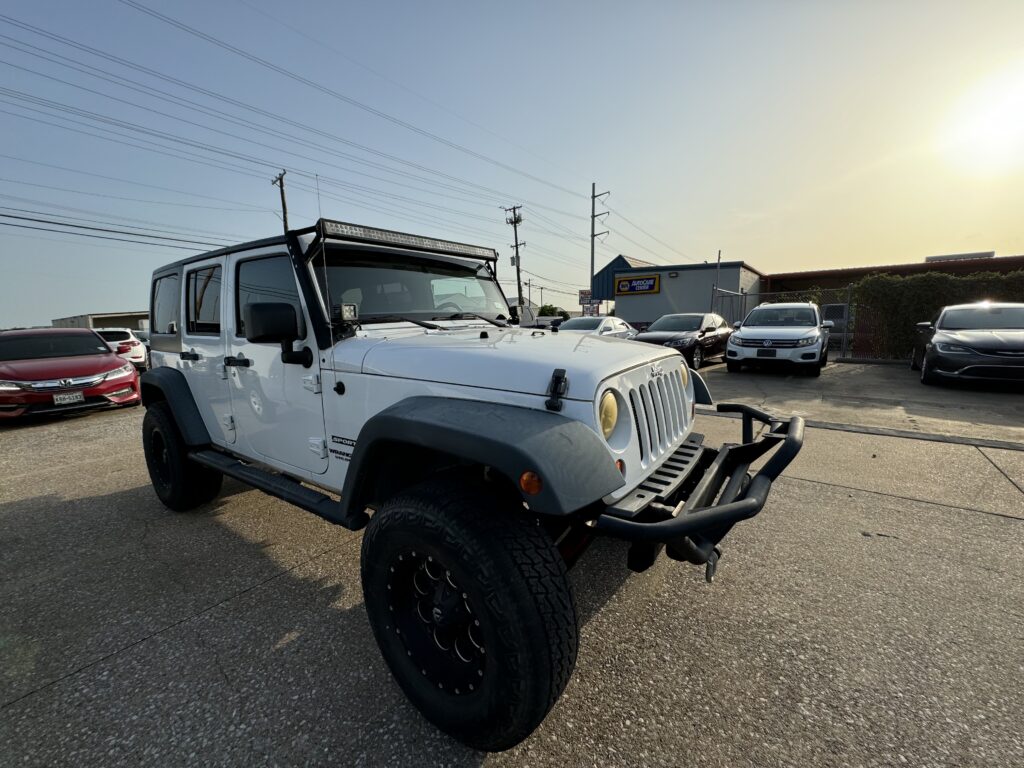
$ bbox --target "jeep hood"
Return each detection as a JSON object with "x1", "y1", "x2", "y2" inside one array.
[{"x1": 351, "y1": 327, "x2": 681, "y2": 400}]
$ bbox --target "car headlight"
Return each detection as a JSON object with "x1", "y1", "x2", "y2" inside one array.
[
  {"x1": 0, "y1": 380, "x2": 22, "y2": 391},
  {"x1": 796, "y1": 333, "x2": 820, "y2": 347},
  {"x1": 104, "y1": 363, "x2": 136, "y2": 381},
  {"x1": 663, "y1": 338, "x2": 693, "y2": 348},
  {"x1": 598, "y1": 389, "x2": 619, "y2": 440},
  {"x1": 935, "y1": 342, "x2": 972, "y2": 354},
  {"x1": 728, "y1": 335, "x2": 740, "y2": 346}
]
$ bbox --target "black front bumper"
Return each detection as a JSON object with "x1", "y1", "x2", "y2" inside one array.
[{"x1": 591, "y1": 403, "x2": 804, "y2": 577}]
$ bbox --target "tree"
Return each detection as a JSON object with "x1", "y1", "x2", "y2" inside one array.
[{"x1": 538, "y1": 304, "x2": 560, "y2": 317}]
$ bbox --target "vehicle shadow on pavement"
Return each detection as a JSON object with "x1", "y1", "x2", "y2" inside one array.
[{"x1": 0, "y1": 479, "x2": 637, "y2": 766}]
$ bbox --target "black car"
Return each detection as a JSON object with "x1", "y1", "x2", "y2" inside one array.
[
  {"x1": 912, "y1": 302, "x2": 1024, "y2": 385},
  {"x1": 633, "y1": 313, "x2": 732, "y2": 368}
]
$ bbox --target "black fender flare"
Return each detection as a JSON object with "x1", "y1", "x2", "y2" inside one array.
[
  {"x1": 340, "y1": 396, "x2": 626, "y2": 518},
  {"x1": 139, "y1": 367, "x2": 211, "y2": 447}
]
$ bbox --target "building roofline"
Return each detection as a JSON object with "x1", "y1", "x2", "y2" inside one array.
[
  {"x1": 767, "y1": 254, "x2": 1024, "y2": 281},
  {"x1": 612, "y1": 260, "x2": 766, "y2": 278}
]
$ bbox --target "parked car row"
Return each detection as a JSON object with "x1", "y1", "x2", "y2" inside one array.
[{"x1": 0, "y1": 328, "x2": 141, "y2": 419}]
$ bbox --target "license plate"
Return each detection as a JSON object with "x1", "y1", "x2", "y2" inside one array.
[
  {"x1": 53, "y1": 391, "x2": 85, "y2": 405},
  {"x1": 756, "y1": 349, "x2": 777, "y2": 358}
]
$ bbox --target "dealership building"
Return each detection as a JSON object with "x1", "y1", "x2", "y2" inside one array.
[
  {"x1": 591, "y1": 251, "x2": 1024, "y2": 329},
  {"x1": 590, "y1": 254, "x2": 764, "y2": 327}
]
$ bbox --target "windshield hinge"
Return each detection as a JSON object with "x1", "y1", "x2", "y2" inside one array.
[{"x1": 545, "y1": 368, "x2": 569, "y2": 412}]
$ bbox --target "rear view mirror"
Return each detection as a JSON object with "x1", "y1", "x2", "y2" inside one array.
[
  {"x1": 244, "y1": 303, "x2": 312, "y2": 367},
  {"x1": 244, "y1": 303, "x2": 298, "y2": 344}
]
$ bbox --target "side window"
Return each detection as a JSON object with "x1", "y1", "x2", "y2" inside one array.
[
  {"x1": 185, "y1": 266, "x2": 222, "y2": 335},
  {"x1": 152, "y1": 274, "x2": 180, "y2": 334},
  {"x1": 717, "y1": 316, "x2": 729, "y2": 329},
  {"x1": 236, "y1": 256, "x2": 303, "y2": 338}
]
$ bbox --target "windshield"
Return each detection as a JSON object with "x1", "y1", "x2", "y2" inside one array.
[
  {"x1": 98, "y1": 331, "x2": 131, "y2": 342},
  {"x1": 939, "y1": 305, "x2": 1024, "y2": 330},
  {"x1": 313, "y1": 249, "x2": 509, "y2": 323},
  {"x1": 0, "y1": 333, "x2": 112, "y2": 361},
  {"x1": 743, "y1": 307, "x2": 817, "y2": 327},
  {"x1": 648, "y1": 315, "x2": 702, "y2": 332},
  {"x1": 559, "y1": 318, "x2": 601, "y2": 330}
]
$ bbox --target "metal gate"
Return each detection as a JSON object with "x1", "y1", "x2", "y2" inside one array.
[{"x1": 712, "y1": 286, "x2": 856, "y2": 358}]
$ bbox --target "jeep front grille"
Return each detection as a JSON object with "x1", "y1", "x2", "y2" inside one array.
[{"x1": 626, "y1": 365, "x2": 688, "y2": 466}]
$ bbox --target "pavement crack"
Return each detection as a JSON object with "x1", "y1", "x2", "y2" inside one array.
[
  {"x1": 784, "y1": 475, "x2": 1024, "y2": 523},
  {"x1": 194, "y1": 626, "x2": 235, "y2": 692},
  {"x1": 977, "y1": 446, "x2": 1024, "y2": 497}
]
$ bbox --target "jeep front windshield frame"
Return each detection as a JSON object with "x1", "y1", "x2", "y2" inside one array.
[{"x1": 310, "y1": 246, "x2": 511, "y2": 328}]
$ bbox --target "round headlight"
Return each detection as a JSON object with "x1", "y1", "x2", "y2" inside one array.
[{"x1": 599, "y1": 389, "x2": 618, "y2": 439}]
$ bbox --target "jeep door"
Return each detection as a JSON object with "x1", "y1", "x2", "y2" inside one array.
[
  {"x1": 181, "y1": 257, "x2": 235, "y2": 445},
  {"x1": 226, "y1": 252, "x2": 328, "y2": 475}
]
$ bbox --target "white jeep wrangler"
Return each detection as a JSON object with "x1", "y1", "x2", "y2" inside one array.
[{"x1": 141, "y1": 219, "x2": 803, "y2": 751}]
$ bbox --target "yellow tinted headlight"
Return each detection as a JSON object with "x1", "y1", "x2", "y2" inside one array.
[
  {"x1": 679, "y1": 361, "x2": 689, "y2": 388},
  {"x1": 599, "y1": 389, "x2": 618, "y2": 439}
]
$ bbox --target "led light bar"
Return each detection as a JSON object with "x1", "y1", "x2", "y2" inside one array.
[{"x1": 320, "y1": 219, "x2": 497, "y2": 260}]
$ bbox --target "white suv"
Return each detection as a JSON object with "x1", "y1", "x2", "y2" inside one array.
[
  {"x1": 139, "y1": 219, "x2": 803, "y2": 751},
  {"x1": 95, "y1": 328, "x2": 148, "y2": 370},
  {"x1": 726, "y1": 302, "x2": 833, "y2": 376}
]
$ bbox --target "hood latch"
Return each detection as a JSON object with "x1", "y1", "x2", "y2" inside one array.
[{"x1": 545, "y1": 368, "x2": 569, "y2": 412}]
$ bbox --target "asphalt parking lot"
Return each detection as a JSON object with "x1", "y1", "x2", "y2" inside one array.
[{"x1": 1, "y1": 367, "x2": 1022, "y2": 767}]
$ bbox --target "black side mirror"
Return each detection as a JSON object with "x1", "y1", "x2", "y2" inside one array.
[{"x1": 244, "y1": 303, "x2": 312, "y2": 367}]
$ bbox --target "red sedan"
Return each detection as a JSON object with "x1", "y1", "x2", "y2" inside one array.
[{"x1": 0, "y1": 328, "x2": 141, "y2": 419}]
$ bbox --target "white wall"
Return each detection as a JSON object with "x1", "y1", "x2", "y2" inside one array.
[{"x1": 613, "y1": 265, "x2": 745, "y2": 326}]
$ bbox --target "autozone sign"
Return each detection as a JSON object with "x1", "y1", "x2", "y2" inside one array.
[{"x1": 615, "y1": 275, "x2": 660, "y2": 295}]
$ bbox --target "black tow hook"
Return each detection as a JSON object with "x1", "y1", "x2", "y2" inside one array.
[{"x1": 705, "y1": 547, "x2": 723, "y2": 583}]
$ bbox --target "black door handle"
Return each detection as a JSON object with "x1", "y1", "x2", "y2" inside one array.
[
  {"x1": 224, "y1": 355, "x2": 251, "y2": 367},
  {"x1": 180, "y1": 350, "x2": 200, "y2": 361}
]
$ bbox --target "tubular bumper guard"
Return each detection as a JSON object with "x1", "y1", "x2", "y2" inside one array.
[{"x1": 591, "y1": 403, "x2": 805, "y2": 576}]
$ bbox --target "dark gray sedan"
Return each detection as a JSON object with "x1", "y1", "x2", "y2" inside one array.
[
  {"x1": 912, "y1": 302, "x2": 1024, "y2": 385},
  {"x1": 633, "y1": 313, "x2": 732, "y2": 369}
]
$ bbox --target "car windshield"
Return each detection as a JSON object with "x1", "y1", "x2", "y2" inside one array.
[
  {"x1": 0, "y1": 334, "x2": 111, "y2": 361},
  {"x1": 312, "y1": 248, "x2": 509, "y2": 323},
  {"x1": 647, "y1": 315, "x2": 702, "y2": 332},
  {"x1": 559, "y1": 318, "x2": 601, "y2": 330},
  {"x1": 98, "y1": 331, "x2": 131, "y2": 342},
  {"x1": 939, "y1": 306, "x2": 1024, "y2": 330},
  {"x1": 743, "y1": 307, "x2": 817, "y2": 327}
]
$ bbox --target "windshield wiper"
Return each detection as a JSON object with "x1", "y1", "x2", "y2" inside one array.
[
  {"x1": 431, "y1": 311, "x2": 506, "y2": 327},
  {"x1": 361, "y1": 314, "x2": 442, "y2": 330}
]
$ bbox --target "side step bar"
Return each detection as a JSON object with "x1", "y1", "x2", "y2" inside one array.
[{"x1": 189, "y1": 449, "x2": 369, "y2": 531}]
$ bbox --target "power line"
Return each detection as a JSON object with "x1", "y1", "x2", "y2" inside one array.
[
  {"x1": 0, "y1": 212, "x2": 221, "y2": 246},
  {"x1": 0, "y1": 221, "x2": 199, "y2": 250},
  {"x1": 603, "y1": 201, "x2": 698, "y2": 263},
  {"x1": 116, "y1": 0, "x2": 586, "y2": 199}
]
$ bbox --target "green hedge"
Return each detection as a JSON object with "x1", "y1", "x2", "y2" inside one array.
[{"x1": 852, "y1": 269, "x2": 1024, "y2": 358}]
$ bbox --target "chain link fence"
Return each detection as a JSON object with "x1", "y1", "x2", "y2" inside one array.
[{"x1": 713, "y1": 286, "x2": 864, "y2": 358}]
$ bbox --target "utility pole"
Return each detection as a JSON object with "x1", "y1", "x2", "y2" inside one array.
[
  {"x1": 710, "y1": 248, "x2": 722, "y2": 312},
  {"x1": 539, "y1": 286, "x2": 544, "y2": 307},
  {"x1": 503, "y1": 205, "x2": 525, "y2": 309},
  {"x1": 272, "y1": 170, "x2": 288, "y2": 233},
  {"x1": 590, "y1": 182, "x2": 609, "y2": 291},
  {"x1": 526, "y1": 279, "x2": 532, "y2": 306}
]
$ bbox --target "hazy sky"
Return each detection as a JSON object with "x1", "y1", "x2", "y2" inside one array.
[{"x1": 3, "y1": 0, "x2": 1024, "y2": 327}]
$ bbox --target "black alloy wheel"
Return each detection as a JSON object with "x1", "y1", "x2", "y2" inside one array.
[
  {"x1": 361, "y1": 478, "x2": 578, "y2": 752},
  {"x1": 142, "y1": 401, "x2": 222, "y2": 511}
]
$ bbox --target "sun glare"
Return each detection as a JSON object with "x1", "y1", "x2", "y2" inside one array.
[{"x1": 940, "y1": 60, "x2": 1024, "y2": 176}]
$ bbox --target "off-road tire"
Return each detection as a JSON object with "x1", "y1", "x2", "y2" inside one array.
[
  {"x1": 142, "y1": 401, "x2": 222, "y2": 511},
  {"x1": 726, "y1": 360, "x2": 741, "y2": 373},
  {"x1": 361, "y1": 479, "x2": 579, "y2": 752}
]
